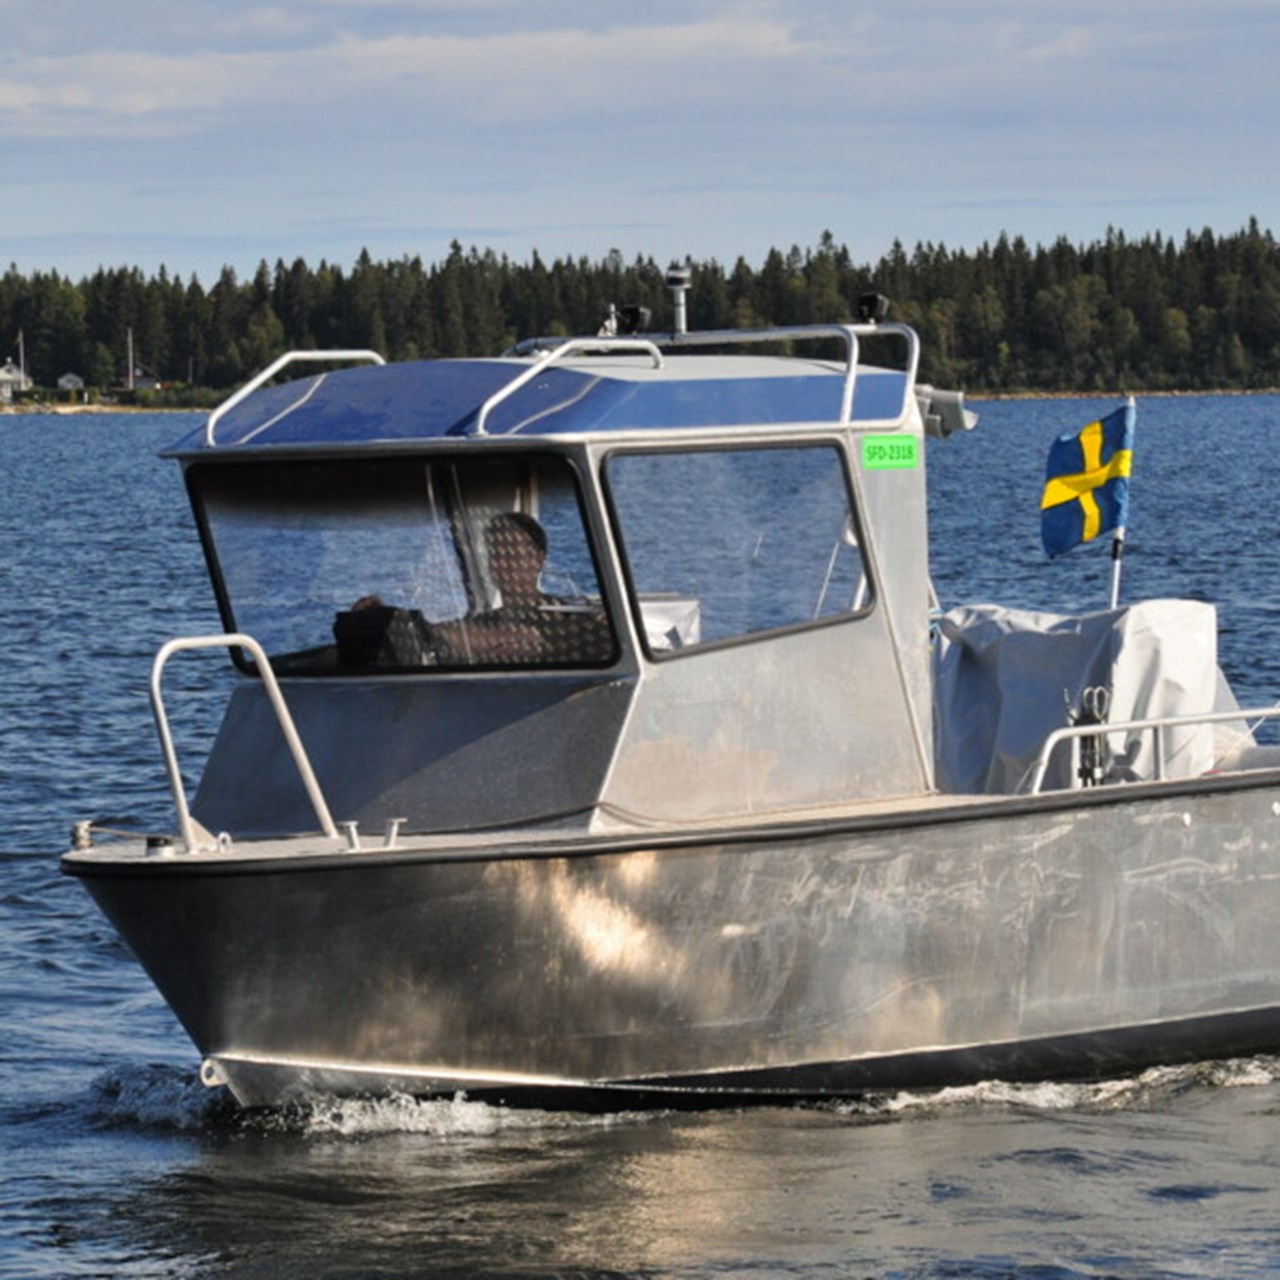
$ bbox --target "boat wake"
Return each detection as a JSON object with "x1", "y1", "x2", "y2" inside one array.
[
  {"x1": 86, "y1": 1055, "x2": 1280, "y2": 1137},
  {"x1": 840, "y1": 1053, "x2": 1280, "y2": 1119},
  {"x1": 86, "y1": 1063, "x2": 650, "y2": 1137},
  {"x1": 270, "y1": 1089, "x2": 653, "y2": 1138}
]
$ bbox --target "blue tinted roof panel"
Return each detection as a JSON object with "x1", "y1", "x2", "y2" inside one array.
[{"x1": 169, "y1": 357, "x2": 910, "y2": 453}]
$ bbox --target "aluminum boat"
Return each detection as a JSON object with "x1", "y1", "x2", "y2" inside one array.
[{"x1": 63, "y1": 277, "x2": 1280, "y2": 1108}]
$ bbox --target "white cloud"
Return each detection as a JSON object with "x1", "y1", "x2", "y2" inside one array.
[{"x1": 0, "y1": 15, "x2": 818, "y2": 138}]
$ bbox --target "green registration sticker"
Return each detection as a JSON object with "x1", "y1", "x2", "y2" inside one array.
[{"x1": 860, "y1": 433, "x2": 920, "y2": 470}]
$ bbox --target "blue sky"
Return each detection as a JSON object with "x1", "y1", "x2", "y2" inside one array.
[{"x1": 2, "y1": 0, "x2": 1276, "y2": 283}]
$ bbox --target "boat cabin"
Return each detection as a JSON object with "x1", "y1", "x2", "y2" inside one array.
[{"x1": 170, "y1": 324, "x2": 971, "y2": 841}]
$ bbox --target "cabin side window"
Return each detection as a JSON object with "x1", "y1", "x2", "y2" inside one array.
[
  {"x1": 605, "y1": 444, "x2": 870, "y2": 655},
  {"x1": 189, "y1": 454, "x2": 617, "y2": 673}
]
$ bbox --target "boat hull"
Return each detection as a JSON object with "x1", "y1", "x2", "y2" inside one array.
[{"x1": 65, "y1": 773, "x2": 1280, "y2": 1107}]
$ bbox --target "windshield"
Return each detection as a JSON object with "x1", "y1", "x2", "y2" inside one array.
[{"x1": 190, "y1": 454, "x2": 617, "y2": 673}]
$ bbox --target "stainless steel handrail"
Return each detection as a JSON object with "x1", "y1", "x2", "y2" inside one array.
[
  {"x1": 671, "y1": 322, "x2": 918, "y2": 423},
  {"x1": 502, "y1": 323, "x2": 919, "y2": 428},
  {"x1": 204, "y1": 349, "x2": 385, "y2": 446},
  {"x1": 662, "y1": 323, "x2": 912, "y2": 424},
  {"x1": 1024, "y1": 705, "x2": 1280, "y2": 795},
  {"x1": 150, "y1": 634, "x2": 339, "y2": 852},
  {"x1": 474, "y1": 338, "x2": 664, "y2": 435}
]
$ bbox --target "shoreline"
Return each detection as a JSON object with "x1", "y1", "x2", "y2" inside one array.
[
  {"x1": 4, "y1": 386, "x2": 1280, "y2": 417},
  {"x1": 0, "y1": 402, "x2": 208, "y2": 415},
  {"x1": 973, "y1": 387, "x2": 1280, "y2": 401}
]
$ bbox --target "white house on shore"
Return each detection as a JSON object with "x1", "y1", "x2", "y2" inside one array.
[{"x1": 0, "y1": 359, "x2": 32, "y2": 405}]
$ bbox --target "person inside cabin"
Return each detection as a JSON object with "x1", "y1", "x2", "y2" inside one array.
[
  {"x1": 348, "y1": 511, "x2": 612, "y2": 666},
  {"x1": 440, "y1": 511, "x2": 557, "y2": 661}
]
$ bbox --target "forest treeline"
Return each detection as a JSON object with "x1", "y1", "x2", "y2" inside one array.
[{"x1": 4, "y1": 219, "x2": 1280, "y2": 399}]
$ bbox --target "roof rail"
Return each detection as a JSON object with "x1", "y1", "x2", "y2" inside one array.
[
  {"x1": 204, "y1": 349, "x2": 385, "y2": 447},
  {"x1": 507, "y1": 322, "x2": 919, "y2": 426},
  {"x1": 661, "y1": 323, "x2": 918, "y2": 424},
  {"x1": 475, "y1": 337, "x2": 664, "y2": 436}
]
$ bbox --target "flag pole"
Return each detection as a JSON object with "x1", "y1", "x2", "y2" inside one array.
[
  {"x1": 1107, "y1": 395, "x2": 1136, "y2": 610},
  {"x1": 1108, "y1": 526, "x2": 1125, "y2": 609}
]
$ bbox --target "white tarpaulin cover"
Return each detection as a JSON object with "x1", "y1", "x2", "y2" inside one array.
[{"x1": 934, "y1": 599, "x2": 1247, "y2": 794}]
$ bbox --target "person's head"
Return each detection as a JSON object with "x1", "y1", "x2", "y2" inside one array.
[{"x1": 485, "y1": 512, "x2": 547, "y2": 602}]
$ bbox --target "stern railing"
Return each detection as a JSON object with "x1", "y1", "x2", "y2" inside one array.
[{"x1": 1024, "y1": 705, "x2": 1280, "y2": 795}]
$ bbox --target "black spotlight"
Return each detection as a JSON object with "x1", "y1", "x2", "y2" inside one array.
[
  {"x1": 855, "y1": 293, "x2": 891, "y2": 323},
  {"x1": 617, "y1": 305, "x2": 651, "y2": 335}
]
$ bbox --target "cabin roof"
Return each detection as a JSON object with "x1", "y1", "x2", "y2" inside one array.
[{"x1": 168, "y1": 354, "x2": 911, "y2": 454}]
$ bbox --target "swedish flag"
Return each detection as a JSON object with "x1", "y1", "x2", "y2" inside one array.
[{"x1": 1040, "y1": 402, "x2": 1135, "y2": 559}]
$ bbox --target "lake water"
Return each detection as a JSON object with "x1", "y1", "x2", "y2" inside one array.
[{"x1": 3, "y1": 395, "x2": 1280, "y2": 1279}]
